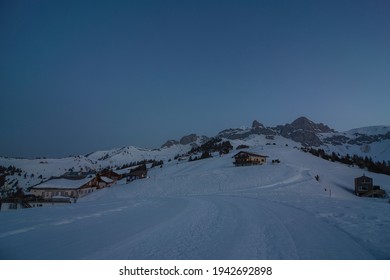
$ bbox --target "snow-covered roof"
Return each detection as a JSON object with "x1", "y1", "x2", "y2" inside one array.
[
  {"x1": 232, "y1": 151, "x2": 269, "y2": 158},
  {"x1": 100, "y1": 176, "x2": 113, "y2": 183},
  {"x1": 32, "y1": 177, "x2": 94, "y2": 190},
  {"x1": 114, "y1": 168, "x2": 133, "y2": 175}
]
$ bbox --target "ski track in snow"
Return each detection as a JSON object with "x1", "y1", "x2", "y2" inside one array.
[
  {"x1": 0, "y1": 227, "x2": 38, "y2": 238},
  {"x1": 80, "y1": 195, "x2": 374, "y2": 260}
]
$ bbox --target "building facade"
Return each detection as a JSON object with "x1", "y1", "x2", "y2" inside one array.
[
  {"x1": 354, "y1": 174, "x2": 386, "y2": 197},
  {"x1": 233, "y1": 151, "x2": 268, "y2": 166}
]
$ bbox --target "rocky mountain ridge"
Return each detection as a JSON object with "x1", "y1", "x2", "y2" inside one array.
[
  {"x1": 161, "y1": 134, "x2": 209, "y2": 148},
  {"x1": 322, "y1": 128, "x2": 390, "y2": 146},
  {"x1": 157, "y1": 116, "x2": 389, "y2": 163},
  {"x1": 167, "y1": 116, "x2": 342, "y2": 148}
]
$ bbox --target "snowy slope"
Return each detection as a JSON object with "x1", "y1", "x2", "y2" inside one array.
[
  {"x1": 0, "y1": 156, "x2": 98, "y2": 192},
  {"x1": 347, "y1": 126, "x2": 390, "y2": 136},
  {"x1": 86, "y1": 145, "x2": 185, "y2": 164},
  {"x1": 319, "y1": 126, "x2": 390, "y2": 162},
  {"x1": 0, "y1": 144, "x2": 189, "y2": 192},
  {"x1": 1, "y1": 140, "x2": 389, "y2": 260}
]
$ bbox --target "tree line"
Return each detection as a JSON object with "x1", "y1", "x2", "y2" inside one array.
[
  {"x1": 188, "y1": 138, "x2": 233, "y2": 161},
  {"x1": 303, "y1": 148, "x2": 390, "y2": 175}
]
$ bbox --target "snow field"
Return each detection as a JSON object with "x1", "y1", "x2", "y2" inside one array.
[{"x1": 1, "y1": 143, "x2": 389, "y2": 259}]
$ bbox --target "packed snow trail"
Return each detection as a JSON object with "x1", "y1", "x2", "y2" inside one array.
[{"x1": 84, "y1": 195, "x2": 373, "y2": 260}]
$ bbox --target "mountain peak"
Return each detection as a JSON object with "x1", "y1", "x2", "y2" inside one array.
[
  {"x1": 161, "y1": 139, "x2": 180, "y2": 148},
  {"x1": 275, "y1": 117, "x2": 334, "y2": 146},
  {"x1": 291, "y1": 116, "x2": 333, "y2": 133},
  {"x1": 291, "y1": 116, "x2": 314, "y2": 127},
  {"x1": 161, "y1": 134, "x2": 209, "y2": 148},
  {"x1": 252, "y1": 120, "x2": 265, "y2": 129},
  {"x1": 179, "y1": 134, "x2": 199, "y2": 145}
]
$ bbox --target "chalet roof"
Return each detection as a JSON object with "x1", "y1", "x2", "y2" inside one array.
[
  {"x1": 100, "y1": 176, "x2": 113, "y2": 183},
  {"x1": 355, "y1": 174, "x2": 372, "y2": 180},
  {"x1": 100, "y1": 170, "x2": 121, "y2": 176},
  {"x1": 31, "y1": 177, "x2": 94, "y2": 190},
  {"x1": 114, "y1": 168, "x2": 133, "y2": 175},
  {"x1": 232, "y1": 151, "x2": 269, "y2": 158}
]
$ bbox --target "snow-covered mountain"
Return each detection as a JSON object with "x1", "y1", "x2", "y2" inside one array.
[
  {"x1": 216, "y1": 117, "x2": 389, "y2": 162},
  {"x1": 216, "y1": 117, "x2": 389, "y2": 155},
  {"x1": 1, "y1": 116, "x2": 389, "y2": 194},
  {"x1": 319, "y1": 126, "x2": 390, "y2": 162},
  {"x1": 227, "y1": 117, "x2": 390, "y2": 161}
]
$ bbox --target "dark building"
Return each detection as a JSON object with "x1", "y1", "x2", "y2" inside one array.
[
  {"x1": 354, "y1": 174, "x2": 386, "y2": 197},
  {"x1": 233, "y1": 151, "x2": 268, "y2": 166}
]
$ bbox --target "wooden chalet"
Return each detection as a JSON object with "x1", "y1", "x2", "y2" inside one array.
[
  {"x1": 1, "y1": 175, "x2": 115, "y2": 211},
  {"x1": 233, "y1": 151, "x2": 268, "y2": 166},
  {"x1": 98, "y1": 176, "x2": 114, "y2": 188},
  {"x1": 30, "y1": 176, "x2": 101, "y2": 199},
  {"x1": 128, "y1": 170, "x2": 147, "y2": 181},
  {"x1": 354, "y1": 174, "x2": 386, "y2": 198},
  {"x1": 99, "y1": 170, "x2": 122, "y2": 181},
  {"x1": 126, "y1": 165, "x2": 148, "y2": 182}
]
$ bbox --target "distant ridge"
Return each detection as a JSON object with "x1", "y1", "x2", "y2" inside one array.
[{"x1": 158, "y1": 116, "x2": 389, "y2": 154}]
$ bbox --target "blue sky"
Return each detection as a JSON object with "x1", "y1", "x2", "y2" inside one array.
[{"x1": 1, "y1": 0, "x2": 389, "y2": 158}]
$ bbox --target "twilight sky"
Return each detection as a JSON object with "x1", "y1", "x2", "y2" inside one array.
[{"x1": 1, "y1": 0, "x2": 389, "y2": 158}]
